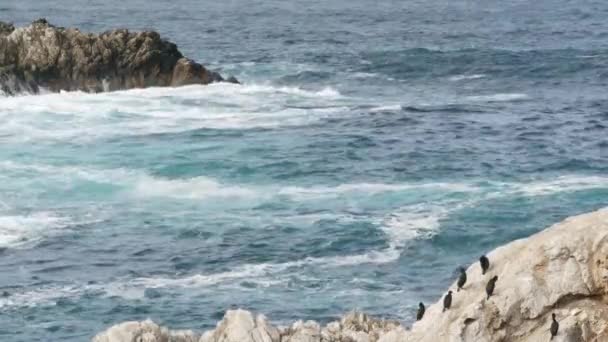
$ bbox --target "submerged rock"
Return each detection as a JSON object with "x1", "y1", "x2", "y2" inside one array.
[
  {"x1": 0, "y1": 19, "x2": 236, "y2": 95},
  {"x1": 92, "y1": 208, "x2": 608, "y2": 342}
]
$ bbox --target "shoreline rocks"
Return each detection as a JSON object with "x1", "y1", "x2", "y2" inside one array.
[
  {"x1": 93, "y1": 208, "x2": 608, "y2": 342},
  {"x1": 0, "y1": 19, "x2": 237, "y2": 95}
]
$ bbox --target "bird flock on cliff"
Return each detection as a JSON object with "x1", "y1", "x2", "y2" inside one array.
[{"x1": 415, "y1": 255, "x2": 559, "y2": 340}]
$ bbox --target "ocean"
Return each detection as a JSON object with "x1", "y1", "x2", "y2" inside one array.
[{"x1": 0, "y1": 0, "x2": 607, "y2": 340}]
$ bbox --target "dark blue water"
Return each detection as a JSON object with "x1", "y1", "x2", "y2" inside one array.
[{"x1": 1, "y1": 1, "x2": 607, "y2": 341}]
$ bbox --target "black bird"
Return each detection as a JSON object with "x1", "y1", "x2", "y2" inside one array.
[
  {"x1": 480, "y1": 255, "x2": 490, "y2": 275},
  {"x1": 550, "y1": 313, "x2": 559, "y2": 340},
  {"x1": 443, "y1": 291, "x2": 452, "y2": 312},
  {"x1": 416, "y1": 302, "x2": 425, "y2": 321},
  {"x1": 457, "y1": 267, "x2": 467, "y2": 291},
  {"x1": 486, "y1": 275, "x2": 498, "y2": 300}
]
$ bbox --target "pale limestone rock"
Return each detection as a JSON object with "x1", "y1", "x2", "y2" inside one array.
[
  {"x1": 92, "y1": 319, "x2": 199, "y2": 342},
  {"x1": 377, "y1": 326, "x2": 408, "y2": 342},
  {"x1": 281, "y1": 320, "x2": 321, "y2": 342},
  {"x1": 199, "y1": 309, "x2": 280, "y2": 342},
  {"x1": 407, "y1": 207, "x2": 608, "y2": 342}
]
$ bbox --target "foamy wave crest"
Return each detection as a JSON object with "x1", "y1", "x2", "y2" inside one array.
[
  {"x1": 381, "y1": 203, "x2": 448, "y2": 248},
  {"x1": 466, "y1": 93, "x2": 529, "y2": 103},
  {"x1": 114, "y1": 83, "x2": 342, "y2": 100},
  {"x1": 146, "y1": 251, "x2": 398, "y2": 288},
  {"x1": 0, "y1": 83, "x2": 346, "y2": 142},
  {"x1": 0, "y1": 161, "x2": 257, "y2": 200},
  {"x1": 506, "y1": 175, "x2": 608, "y2": 197},
  {"x1": 0, "y1": 212, "x2": 73, "y2": 248},
  {"x1": 104, "y1": 202, "x2": 458, "y2": 296},
  {"x1": 0, "y1": 199, "x2": 465, "y2": 304},
  {"x1": 0, "y1": 286, "x2": 82, "y2": 309},
  {"x1": 130, "y1": 263, "x2": 281, "y2": 289},
  {"x1": 369, "y1": 104, "x2": 403, "y2": 112},
  {"x1": 238, "y1": 84, "x2": 342, "y2": 98},
  {"x1": 449, "y1": 74, "x2": 486, "y2": 81},
  {"x1": 1, "y1": 161, "x2": 480, "y2": 202},
  {"x1": 113, "y1": 252, "x2": 398, "y2": 295},
  {"x1": 363, "y1": 202, "x2": 464, "y2": 264},
  {"x1": 132, "y1": 175, "x2": 256, "y2": 199},
  {"x1": 350, "y1": 72, "x2": 379, "y2": 79},
  {"x1": 279, "y1": 182, "x2": 476, "y2": 200}
]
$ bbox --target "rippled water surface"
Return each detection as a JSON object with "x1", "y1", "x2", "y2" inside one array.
[{"x1": 1, "y1": 0, "x2": 607, "y2": 340}]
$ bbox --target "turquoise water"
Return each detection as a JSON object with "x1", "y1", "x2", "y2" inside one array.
[{"x1": 1, "y1": 0, "x2": 608, "y2": 340}]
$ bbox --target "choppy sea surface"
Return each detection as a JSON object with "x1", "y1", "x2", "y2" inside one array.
[{"x1": 1, "y1": 0, "x2": 607, "y2": 340}]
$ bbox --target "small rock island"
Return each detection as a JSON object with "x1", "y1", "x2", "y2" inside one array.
[{"x1": 0, "y1": 19, "x2": 237, "y2": 95}]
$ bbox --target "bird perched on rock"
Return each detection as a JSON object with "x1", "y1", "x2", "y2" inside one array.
[
  {"x1": 480, "y1": 255, "x2": 490, "y2": 275},
  {"x1": 416, "y1": 302, "x2": 425, "y2": 321},
  {"x1": 457, "y1": 267, "x2": 467, "y2": 291},
  {"x1": 443, "y1": 291, "x2": 452, "y2": 312},
  {"x1": 486, "y1": 275, "x2": 498, "y2": 300},
  {"x1": 550, "y1": 313, "x2": 559, "y2": 340}
]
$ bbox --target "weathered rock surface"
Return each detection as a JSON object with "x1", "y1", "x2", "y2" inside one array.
[
  {"x1": 92, "y1": 208, "x2": 608, "y2": 342},
  {"x1": 0, "y1": 19, "x2": 236, "y2": 95},
  {"x1": 409, "y1": 207, "x2": 608, "y2": 342},
  {"x1": 199, "y1": 309, "x2": 281, "y2": 342},
  {"x1": 92, "y1": 319, "x2": 200, "y2": 342}
]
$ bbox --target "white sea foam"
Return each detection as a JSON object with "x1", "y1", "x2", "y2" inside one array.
[
  {"x1": 0, "y1": 285, "x2": 82, "y2": 308},
  {"x1": 131, "y1": 264, "x2": 276, "y2": 289},
  {"x1": 0, "y1": 83, "x2": 346, "y2": 143},
  {"x1": 368, "y1": 104, "x2": 403, "y2": 112},
  {"x1": 0, "y1": 161, "x2": 257, "y2": 200},
  {"x1": 1, "y1": 161, "x2": 481, "y2": 202},
  {"x1": 132, "y1": 175, "x2": 257, "y2": 199},
  {"x1": 506, "y1": 175, "x2": 608, "y2": 197},
  {"x1": 350, "y1": 72, "x2": 379, "y2": 79},
  {"x1": 466, "y1": 93, "x2": 529, "y2": 103},
  {"x1": 3, "y1": 161, "x2": 605, "y2": 204},
  {"x1": 115, "y1": 253, "x2": 390, "y2": 294},
  {"x1": 279, "y1": 182, "x2": 476, "y2": 200},
  {"x1": 102, "y1": 201, "x2": 456, "y2": 296},
  {"x1": 381, "y1": 203, "x2": 448, "y2": 248},
  {"x1": 449, "y1": 74, "x2": 486, "y2": 81},
  {"x1": 0, "y1": 212, "x2": 72, "y2": 248},
  {"x1": 3, "y1": 172, "x2": 603, "y2": 305}
]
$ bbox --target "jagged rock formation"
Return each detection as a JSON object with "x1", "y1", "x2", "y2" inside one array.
[
  {"x1": 92, "y1": 311, "x2": 404, "y2": 342},
  {"x1": 92, "y1": 208, "x2": 608, "y2": 342},
  {"x1": 91, "y1": 320, "x2": 199, "y2": 342},
  {"x1": 0, "y1": 19, "x2": 236, "y2": 95}
]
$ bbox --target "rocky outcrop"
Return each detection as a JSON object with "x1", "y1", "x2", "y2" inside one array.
[
  {"x1": 199, "y1": 310, "x2": 281, "y2": 342},
  {"x1": 92, "y1": 208, "x2": 608, "y2": 342},
  {"x1": 0, "y1": 19, "x2": 236, "y2": 95},
  {"x1": 408, "y1": 207, "x2": 608, "y2": 342},
  {"x1": 92, "y1": 319, "x2": 200, "y2": 342},
  {"x1": 92, "y1": 310, "x2": 403, "y2": 342}
]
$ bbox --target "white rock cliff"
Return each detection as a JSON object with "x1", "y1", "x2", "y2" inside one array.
[{"x1": 92, "y1": 208, "x2": 608, "y2": 342}]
